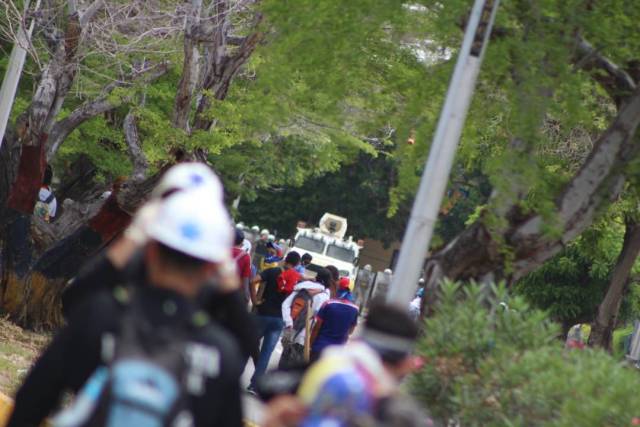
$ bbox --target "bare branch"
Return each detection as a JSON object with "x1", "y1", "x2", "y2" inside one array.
[
  {"x1": 173, "y1": 0, "x2": 203, "y2": 131},
  {"x1": 79, "y1": 0, "x2": 104, "y2": 27},
  {"x1": 123, "y1": 109, "x2": 148, "y2": 181}
]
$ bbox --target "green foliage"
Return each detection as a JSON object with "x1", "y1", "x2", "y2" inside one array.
[
  {"x1": 410, "y1": 281, "x2": 640, "y2": 426},
  {"x1": 390, "y1": 0, "x2": 640, "y2": 237},
  {"x1": 58, "y1": 112, "x2": 132, "y2": 181},
  {"x1": 236, "y1": 152, "x2": 411, "y2": 242}
]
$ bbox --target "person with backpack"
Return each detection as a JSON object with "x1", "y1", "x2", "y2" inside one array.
[
  {"x1": 248, "y1": 251, "x2": 301, "y2": 392},
  {"x1": 7, "y1": 189, "x2": 244, "y2": 427},
  {"x1": 279, "y1": 268, "x2": 332, "y2": 368},
  {"x1": 34, "y1": 165, "x2": 57, "y2": 222},
  {"x1": 308, "y1": 277, "x2": 359, "y2": 361}
]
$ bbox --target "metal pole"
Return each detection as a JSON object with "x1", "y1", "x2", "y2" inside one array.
[
  {"x1": 0, "y1": 0, "x2": 40, "y2": 148},
  {"x1": 387, "y1": 0, "x2": 500, "y2": 306}
]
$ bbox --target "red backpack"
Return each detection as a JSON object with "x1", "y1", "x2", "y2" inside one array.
[{"x1": 277, "y1": 268, "x2": 301, "y2": 294}]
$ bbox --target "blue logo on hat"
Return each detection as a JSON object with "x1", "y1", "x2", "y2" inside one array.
[
  {"x1": 189, "y1": 174, "x2": 204, "y2": 186},
  {"x1": 181, "y1": 222, "x2": 201, "y2": 240}
]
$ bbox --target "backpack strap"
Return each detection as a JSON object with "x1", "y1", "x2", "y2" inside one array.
[{"x1": 40, "y1": 190, "x2": 55, "y2": 204}]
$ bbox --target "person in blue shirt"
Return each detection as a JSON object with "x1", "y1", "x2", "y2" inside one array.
[
  {"x1": 308, "y1": 278, "x2": 359, "y2": 361},
  {"x1": 295, "y1": 253, "x2": 313, "y2": 275}
]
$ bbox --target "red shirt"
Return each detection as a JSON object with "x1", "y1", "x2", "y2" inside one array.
[{"x1": 232, "y1": 247, "x2": 251, "y2": 279}]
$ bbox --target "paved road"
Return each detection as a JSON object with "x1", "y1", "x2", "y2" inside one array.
[
  {"x1": 241, "y1": 339, "x2": 284, "y2": 426},
  {"x1": 241, "y1": 314, "x2": 367, "y2": 426}
]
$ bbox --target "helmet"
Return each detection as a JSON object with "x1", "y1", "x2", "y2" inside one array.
[
  {"x1": 268, "y1": 234, "x2": 275, "y2": 241},
  {"x1": 260, "y1": 229, "x2": 269, "y2": 236},
  {"x1": 146, "y1": 189, "x2": 233, "y2": 263},
  {"x1": 152, "y1": 162, "x2": 223, "y2": 201},
  {"x1": 236, "y1": 222, "x2": 245, "y2": 230},
  {"x1": 251, "y1": 225, "x2": 260, "y2": 233}
]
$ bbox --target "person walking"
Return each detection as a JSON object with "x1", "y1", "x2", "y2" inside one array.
[
  {"x1": 279, "y1": 268, "x2": 332, "y2": 368},
  {"x1": 233, "y1": 228, "x2": 253, "y2": 304},
  {"x1": 308, "y1": 277, "x2": 359, "y2": 361},
  {"x1": 8, "y1": 189, "x2": 244, "y2": 427},
  {"x1": 249, "y1": 251, "x2": 301, "y2": 392}
]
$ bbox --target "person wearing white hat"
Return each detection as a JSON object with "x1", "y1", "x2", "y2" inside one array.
[
  {"x1": 61, "y1": 162, "x2": 259, "y2": 366},
  {"x1": 8, "y1": 189, "x2": 244, "y2": 427},
  {"x1": 62, "y1": 162, "x2": 231, "y2": 315}
]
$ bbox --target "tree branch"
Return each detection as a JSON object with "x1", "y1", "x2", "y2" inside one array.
[
  {"x1": 172, "y1": 0, "x2": 203, "y2": 131},
  {"x1": 576, "y1": 36, "x2": 637, "y2": 107},
  {"x1": 79, "y1": 0, "x2": 104, "y2": 27},
  {"x1": 123, "y1": 109, "x2": 148, "y2": 181},
  {"x1": 46, "y1": 62, "x2": 169, "y2": 159}
]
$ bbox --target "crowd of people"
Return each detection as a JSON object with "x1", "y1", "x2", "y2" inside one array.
[{"x1": 7, "y1": 162, "x2": 432, "y2": 427}]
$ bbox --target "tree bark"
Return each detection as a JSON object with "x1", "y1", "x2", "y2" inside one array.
[
  {"x1": 172, "y1": 0, "x2": 203, "y2": 131},
  {"x1": 588, "y1": 219, "x2": 640, "y2": 350},
  {"x1": 192, "y1": 11, "x2": 263, "y2": 131}
]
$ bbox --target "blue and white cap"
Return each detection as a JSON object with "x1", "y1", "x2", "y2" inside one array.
[
  {"x1": 146, "y1": 188, "x2": 233, "y2": 263},
  {"x1": 151, "y1": 162, "x2": 223, "y2": 202}
]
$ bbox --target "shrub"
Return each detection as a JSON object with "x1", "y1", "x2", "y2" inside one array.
[{"x1": 409, "y1": 281, "x2": 640, "y2": 426}]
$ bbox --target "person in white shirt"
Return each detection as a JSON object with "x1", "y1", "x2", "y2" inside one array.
[
  {"x1": 279, "y1": 268, "x2": 332, "y2": 367},
  {"x1": 34, "y1": 166, "x2": 57, "y2": 221}
]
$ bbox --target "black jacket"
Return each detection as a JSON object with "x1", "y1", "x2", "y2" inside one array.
[
  {"x1": 9, "y1": 285, "x2": 244, "y2": 427},
  {"x1": 62, "y1": 250, "x2": 259, "y2": 362}
]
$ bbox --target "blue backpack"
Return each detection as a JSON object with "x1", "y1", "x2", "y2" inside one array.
[{"x1": 53, "y1": 289, "x2": 219, "y2": 427}]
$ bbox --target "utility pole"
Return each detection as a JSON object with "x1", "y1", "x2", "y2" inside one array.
[
  {"x1": 387, "y1": 0, "x2": 500, "y2": 306},
  {"x1": 0, "y1": 0, "x2": 40, "y2": 148}
]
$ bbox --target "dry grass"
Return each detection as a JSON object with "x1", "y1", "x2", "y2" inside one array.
[{"x1": 0, "y1": 317, "x2": 50, "y2": 396}]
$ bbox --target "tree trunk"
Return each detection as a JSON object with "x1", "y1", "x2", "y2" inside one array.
[
  {"x1": 173, "y1": 0, "x2": 203, "y2": 132},
  {"x1": 423, "y1": 86, "x2": 640, "y2": 312},
  {"x1": 588, "y1": 220, "x2": 640, "y2": 350}
]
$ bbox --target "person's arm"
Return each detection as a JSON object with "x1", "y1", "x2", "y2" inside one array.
[
  {"x1": 309, "y1": 319, "x2": 323, "y2": 347},
  {"x1": 309, "y1": 304, "x2": 327, "y2": 347},
  {"x1": 7, "y1": 330, "x2": 73, "y2": 427},
  {"x1": 281, "y1": 291, "x2": 297, "y2": 328},
  {"x1": 240, "y1": 276, "x2": 250, "y2": 301},
  {"x1": 249, "y1": 273, "x2": 263, "y2": 306},
  {"x1": 61, "y1": 251, "x2": 122, "y2": 319},
  {"x1": 8, "y1": 296, "x2": 105, "y2": 427},
  {"x1": 240, "y1": 255, "x2": 252, "y2": 303},
  {"x1": 348, "y1": 310, "x2": 358, "y2": 336}
]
